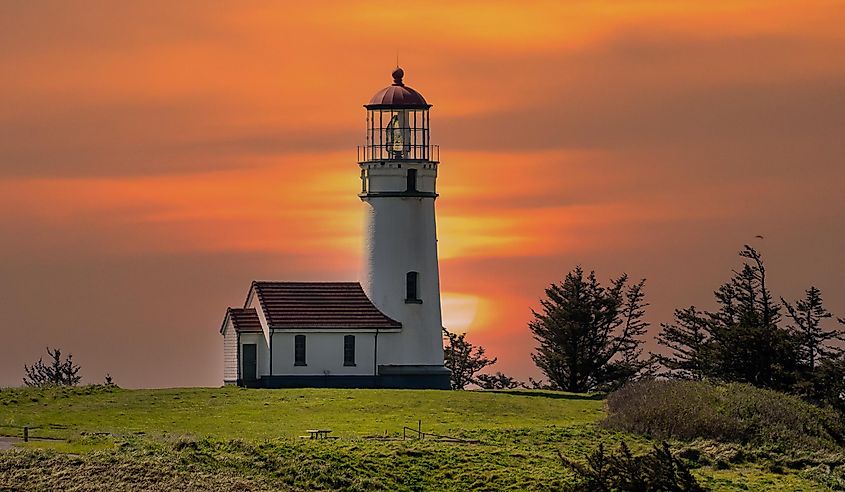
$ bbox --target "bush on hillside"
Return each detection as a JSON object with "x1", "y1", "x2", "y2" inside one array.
[
  {"x1": 476, "y1": 372, "x2": 522, "y2": 389},
  {"x1": 603, "y1": 380, "x2": 845, "y2": 451},
  {"x1": 560, "y1": 441, "x2": 705, "y2": 492}
]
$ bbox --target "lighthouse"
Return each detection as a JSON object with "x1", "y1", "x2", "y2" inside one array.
[
  {"x1": 219, "y1": 67, "x2": 449, "y2": 389},
  {"x1": 358, "y1": 67, "x2": 451, "y2": 388}
]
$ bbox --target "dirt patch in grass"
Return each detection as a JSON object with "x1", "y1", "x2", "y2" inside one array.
[{"x1": 0, "y1": 437, "x2": 21, "y2": 451}]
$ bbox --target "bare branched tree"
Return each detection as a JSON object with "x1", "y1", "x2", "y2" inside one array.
[
  {"x1": 443, "y1": 327, "x2": 496, "y2": 389},
  {"x1": 23, "y1": 347, "x2": 82, "y2": 387}
]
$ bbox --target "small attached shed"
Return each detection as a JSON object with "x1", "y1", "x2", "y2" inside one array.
[{"x1": 220, "y1": 307, "x2": 265, "y2": 386}]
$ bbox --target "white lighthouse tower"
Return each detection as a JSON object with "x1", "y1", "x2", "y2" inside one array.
[
  {"x1": 358, "y1": 67, "x2": 451, "y2": 389},
  {"x1": 218, "y1": 68, "x2": 450, "y2": 389}
]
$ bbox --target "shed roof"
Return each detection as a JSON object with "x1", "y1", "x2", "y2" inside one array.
[
  {"x1": 226, "y1": 308, "x2": 263, "y2": 333},
  {"x1": 249, "y1": 281, "x2": 402, "y2": 330}
]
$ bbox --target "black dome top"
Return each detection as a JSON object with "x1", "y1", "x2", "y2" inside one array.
[{"x1": 366, "y1": 67, "x2": 431, "y2": 109}]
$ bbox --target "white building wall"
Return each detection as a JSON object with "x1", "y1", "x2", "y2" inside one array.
[
  {"x1": 245, "y1": 288, "x2": 272, "y2": 347},
  {"x1": 270, "y1": 332, "x2": 376, "y2": 376},
  {"x1": 360, "y1": 161, "x2": 445, "y2": 367},
  {"x1": 239, "y1": 332, "x2": 270, "y2": 378},
  {"x1": 222, "y1": 320, "x2": 238, "y2": 383},
  {"x1": 363, "y1": 164, "x2": 437, "y2": 194}
]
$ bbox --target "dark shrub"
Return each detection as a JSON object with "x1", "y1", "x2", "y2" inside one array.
[
  {"x1": 560, "y1": 441, "x2": 705, "y2": 491},
  {"x1": 603, "y1": 380, "x2": 844, "y2": 451}
]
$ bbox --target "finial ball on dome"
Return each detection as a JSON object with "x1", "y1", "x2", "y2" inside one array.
[
  {"x1": 392, "y1": 67, "x2": 405, "y2": 85},
  {"x1": 366, "y1": 66, "x2": 429, "y2": 108}
]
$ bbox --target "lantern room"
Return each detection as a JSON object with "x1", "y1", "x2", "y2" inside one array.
[{"x1": 359, "y1": 67, "x2": 438, "y2": 162}]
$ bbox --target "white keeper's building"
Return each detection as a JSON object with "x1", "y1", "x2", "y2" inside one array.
[{"x1": 219, "y1": 67, "x2": 451, "y2": 389}]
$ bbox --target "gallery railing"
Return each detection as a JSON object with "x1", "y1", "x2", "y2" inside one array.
[{"x1": 358, "y1": 144, "x2": 439, "y2": 163}]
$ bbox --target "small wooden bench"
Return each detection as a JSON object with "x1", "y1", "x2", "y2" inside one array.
[{"x1": 303, "y1": 429, "x2": 332, "y2": 440}]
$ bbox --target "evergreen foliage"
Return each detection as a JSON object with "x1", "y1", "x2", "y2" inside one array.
[
  {"x1": 783, "y1": 286, "x2": 843, "y2": 371},
  {"x1": 806, "y1": 355, "x2": 845, "y2": 414},
  {"x1": 654, "y1": 306, "x2": 709, "y2": 380},
  {"x1": 560, "y1": 441, "x2": 705, "y2": 492},
  {"x1": 654, "y1": 246, "x2": 845, "y2": 412},
  {"x1": 529, "y1": 267, "x2": 651, "y2": 392},
  {"x1": 704, "y1": 246, "x2": 798, "y2": 389}
]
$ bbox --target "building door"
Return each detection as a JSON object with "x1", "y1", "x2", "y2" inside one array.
[{"x1": 242, "y1": 344, "x2": 257, "y2": 383}]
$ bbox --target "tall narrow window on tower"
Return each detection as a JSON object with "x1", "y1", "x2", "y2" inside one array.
[
  {"x1": 294, "y1": 335, "x2": 306, "y2": 366},
  {"x1": 406, "y1": 168, "x2": 417, "y2": 192},
  {"x1": 405, "y1": 271, "x2": 421, "y2": 303}
]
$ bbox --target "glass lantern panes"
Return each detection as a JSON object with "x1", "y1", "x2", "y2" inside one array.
[{"x1": 364, "y1": 108, "x2": 430, "y2": 161}]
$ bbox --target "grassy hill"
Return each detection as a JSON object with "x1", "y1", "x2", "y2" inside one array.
[{"x1": 0, "y1": 386, "x2": 839, "y2": 491}]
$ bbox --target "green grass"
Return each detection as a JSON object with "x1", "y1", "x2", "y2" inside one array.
[
  {"x1": 0, "y1": 385, "x2": 840, "y2": 491},
  {"x1": 0, "y1": 386, "x2": 603, "y2": 440}
]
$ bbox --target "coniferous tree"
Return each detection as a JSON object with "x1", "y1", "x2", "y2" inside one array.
[
  {"x1": 654, "y1": 306, "x2": 710, "y2": 380},
  {"x1": 810, "y1": 354, "x2": 845, "y2": 414},
  {"x1": 702, "y1": 246, "x2": 800, "y2": 390},
  {"x1": 654, "y1": 246, "x2": 807, "y2": 390},
  {"x1": 529, "y1": 267, "x2": 650, "y2": 393},
  {"x1": 653, "y1": 246, "x2": 845, "y2": 412},
  {"x1": 779, "y1": 291, "x2": 845, "y2": 411},
  {"x1": 782, "y1": 286, "x2": 843, "y2": 371}
]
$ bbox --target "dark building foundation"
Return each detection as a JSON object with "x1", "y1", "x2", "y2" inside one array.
[{"x1": 238, "y1": 365, "x2": 451, "y2": 390}]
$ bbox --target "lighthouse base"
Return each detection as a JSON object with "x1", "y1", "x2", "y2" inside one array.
[{"x1": 251, "y1": 365, "x2": 451, "y2": 390}]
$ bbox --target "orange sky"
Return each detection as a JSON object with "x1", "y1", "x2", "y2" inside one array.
[{"x1": 1, "y1": 1, "x2": 844, "y2": 387}]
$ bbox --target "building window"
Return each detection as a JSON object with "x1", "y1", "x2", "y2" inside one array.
[
  {"x1": 344, "y1": 335, "x2": 355, "y2": 366},
  {"x1": 294, "y1": 335, "x2": 306, "y2": 366},
  {"x1": 361, "y1": 169, "x2": 367, "y2": 194},
  {"x1": 406, "y1": 168, "x2": 417, "y2": 192},
  {"x1": 405, "y1": 271, "x2": 421, "y2": 303}
]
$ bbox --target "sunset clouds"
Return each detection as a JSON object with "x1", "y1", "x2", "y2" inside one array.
[{"x1": 1, "y1": 1, "x2": 843, "y2": 386}]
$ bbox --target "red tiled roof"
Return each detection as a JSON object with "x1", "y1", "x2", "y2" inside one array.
[
  {"x1": 250, "y1": 281, "x2": 401, "y2": 330},
  {"x1": 227, "y1": 308, "x2": 263, "y2": 333}
]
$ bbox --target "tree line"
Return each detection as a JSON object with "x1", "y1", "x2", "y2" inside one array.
[{"x1": 445, "y1": 245, "x2": 845, "y2": 414}]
